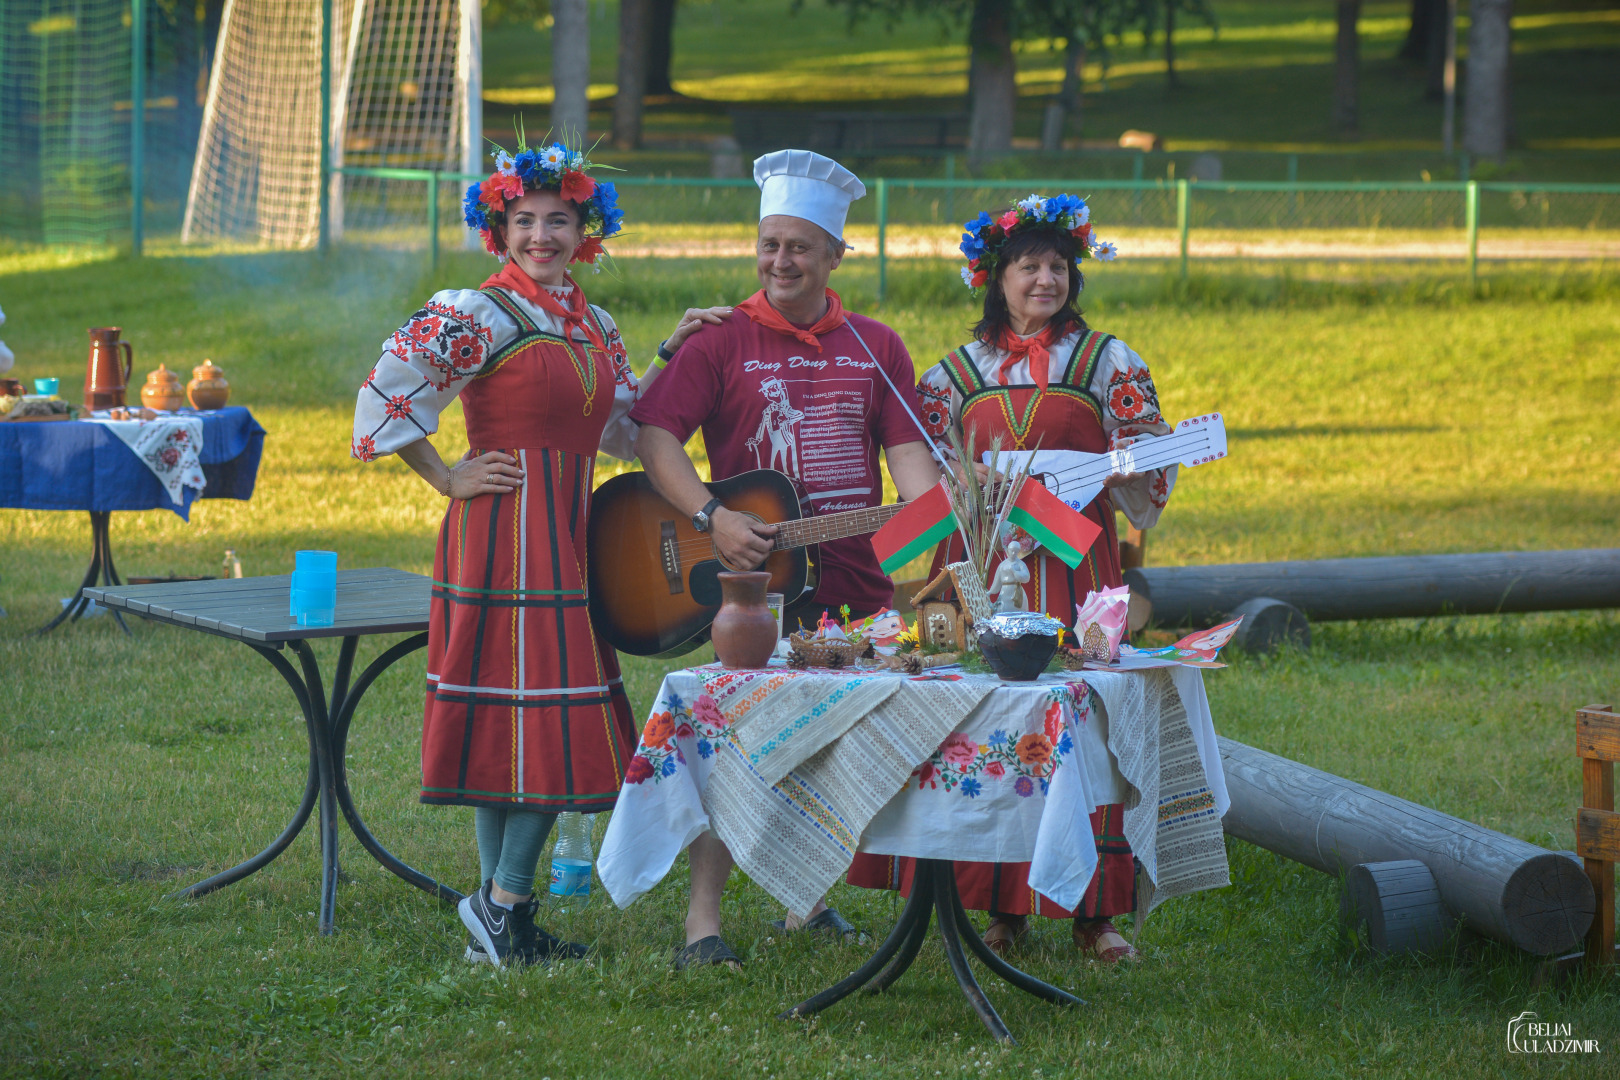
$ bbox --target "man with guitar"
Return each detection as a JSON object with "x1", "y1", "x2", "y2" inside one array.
[{"x1": 628, "y1": 149, "x2": 942, "y2": 968}]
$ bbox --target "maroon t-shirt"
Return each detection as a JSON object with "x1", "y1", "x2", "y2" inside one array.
[{"x1": 630, "y1": 310, "x2": 925, "y2": 614}]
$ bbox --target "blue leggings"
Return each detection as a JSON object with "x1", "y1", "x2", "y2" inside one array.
[{"x1": 474, "y1": 807, "x2": 556, "y2": 897}]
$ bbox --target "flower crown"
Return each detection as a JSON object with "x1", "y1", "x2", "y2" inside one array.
[
  {"x1": 958, "y1": 193, "x2": 1117, "y2": 292},
  {"x1": 462, "y1": 136, "x2": 624, "y2": 265}
]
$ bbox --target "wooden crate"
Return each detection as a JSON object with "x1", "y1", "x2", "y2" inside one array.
[{"x1": 1575, "y1": 703, "x2": 1619, "y2": 969}]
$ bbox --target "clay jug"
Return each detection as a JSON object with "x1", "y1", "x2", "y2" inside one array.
[
  {"x1": 85, "y1": 327, "x2": 132, "y2": 409},
  {"x1": 186, "y1": 359, "x2": 230, "y2": 410},
  {"x1": 711, "y1": 571, "x2": 778, "y2": 670},
  {"x1": 140, "y1": 364, "x2": 186, "y2": 411}
]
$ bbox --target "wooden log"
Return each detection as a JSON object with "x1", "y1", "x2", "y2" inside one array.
[
  {"x1": 1339, "y1": 860, "x2": 1451, "y2": 954},
  {"x1": 1227, "y1": 597, "x2": 1310, "y2": 654},
  {"x1": 1127, "y1": 548, "x2": 1620, "y2": 627},
  {"x1": 1219, "y1": 736, "x2": 1596, "y2": 956}
]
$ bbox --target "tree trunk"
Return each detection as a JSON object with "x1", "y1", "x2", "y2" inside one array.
[
  {"x1": 1424, "y1": 0, "x2": 1448, "y2": 99},
  {"x1": 613, "y1": 0, "x2": 649, "y2": 149},
  {"x1": 1040, "y1": 35, "x2": 1085, "y2": 150},
  {"x1": 551, "y1": 0, "x2": 591, "y2": 142},
  {"x1": 1333, "y1": 0, "x2": 1360, "y2": 134},
  {"x1": 967, "y1": 0, "x2": 1016, "y2": 157},
  {"x1": 644, "y1": 0, "x2": 678, "y2": 96},
  {"x1": 1398, "y1": 0, "x2": 1439, "y2": 60},
  {"x1": 1164, "y1": 0, "x2": 1179, "y2": 88},
  {"x1": 1463, "y1": 0, "x2": 1513, "y2": 161}
]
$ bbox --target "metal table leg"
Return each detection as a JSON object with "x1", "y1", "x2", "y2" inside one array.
[
  {"x1": 169, "y1": 643, "x2": 322, "y2": 901},
  {"x1": 171, "y1": 633, "x2": 450, "y2": 934},
  {"x1": 780, "y1": 858, "x2": 1084, "y2": 1043},
  {"x1": 38, "y1": 511, "x2": 128, "y2": 635},
  {"x1": 328, "y1": 631, "x2": 462, "y2": 905}
]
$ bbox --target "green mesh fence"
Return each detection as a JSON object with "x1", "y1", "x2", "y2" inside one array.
[
  {"x1": 0, "y1": 0, "x2": 128, "y2": 247},
  {"x1": 0, "y1": 0, "x2": 204, "y2": 249},
  {"x1": 324, "y1": 173, "x2": 1620, "y2": 274}
]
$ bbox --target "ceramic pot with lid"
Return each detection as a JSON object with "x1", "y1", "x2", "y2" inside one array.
[
  {"x1": 140, "y1": 364, "x2": 187, "y2": 411},
  {"x1": 186, "y1": 359, "x2": 230, "y2": 410}
]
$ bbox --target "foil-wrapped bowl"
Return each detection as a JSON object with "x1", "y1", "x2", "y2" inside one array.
[{"x1": 974, "y1": 612, "x2": 1064, "y2": 681}]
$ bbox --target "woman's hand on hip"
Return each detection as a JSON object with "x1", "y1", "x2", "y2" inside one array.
[
  {"x1": 447, "y1": 450, "x2": 524, "y2": 499},
  {"x1": 665, "y1": 306, "x2": 733, "y2": 354}
]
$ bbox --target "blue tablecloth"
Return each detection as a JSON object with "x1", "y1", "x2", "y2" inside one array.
[{"x1": 0, "y1": 406, "x2": 266, "y2": 520}]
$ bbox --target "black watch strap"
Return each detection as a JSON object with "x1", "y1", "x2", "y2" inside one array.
[
  {"x1": 698, "y1": 497, "x2": 723, "y2": 519},
  {"x1": 656, "y1": 339, "x2": 676, "y2": 362}
]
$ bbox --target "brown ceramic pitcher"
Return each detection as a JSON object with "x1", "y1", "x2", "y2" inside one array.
[
  {"x1": 85, "y1": 327, "x2": 132, "y2": 409},
  {"x1": 711, "y1": 571, "x2": 778, "y2": 670}
]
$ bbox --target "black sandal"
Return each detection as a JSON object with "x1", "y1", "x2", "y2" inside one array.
[
  {"x1": 673, "y1": 935, "x2": 742, "y2": 970},
  {"x1": 771, "y1": 907, "x2": 865, "y2": 943}
]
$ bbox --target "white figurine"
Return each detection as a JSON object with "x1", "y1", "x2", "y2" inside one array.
[{"x1": 992, "y1": 539, "x2": 1030, "y2": 613}]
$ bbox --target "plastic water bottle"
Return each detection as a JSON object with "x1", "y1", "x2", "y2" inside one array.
[{"x1": 548, "y1": 812, "x2": 594, "y2": 898}]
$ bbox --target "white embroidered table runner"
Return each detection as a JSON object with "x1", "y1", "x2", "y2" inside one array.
[{"x1": 86, "y1": 416, "x2": 206, "y2": 505}]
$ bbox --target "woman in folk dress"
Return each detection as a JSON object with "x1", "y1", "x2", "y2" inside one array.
[
  {"x1": 848, "y1": 195, "x2": 1176, "y2": 963},
  {"x1": 351, "y1": 140, "x2": 712, "y2": 968}
]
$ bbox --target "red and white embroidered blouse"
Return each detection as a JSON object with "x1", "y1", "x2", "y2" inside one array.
[{"x1": 351, "y1": 281, "x2": 648, "y2": 462}]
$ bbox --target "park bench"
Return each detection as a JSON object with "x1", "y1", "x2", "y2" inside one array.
[{"x1": 731, "y1": 109, "x2": 967, "y2": 154}]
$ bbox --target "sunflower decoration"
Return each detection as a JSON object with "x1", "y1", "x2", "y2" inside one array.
[{"x1": 462, "y1": 132, "x2": 624, "y2": 266}]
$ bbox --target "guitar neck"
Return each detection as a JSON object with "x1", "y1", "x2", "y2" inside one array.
[{"x1": 771, "y1": 501, "x2": 909, "y2": 551}]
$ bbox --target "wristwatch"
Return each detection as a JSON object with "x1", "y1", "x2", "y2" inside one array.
[
  {"x1": 656, "y1": 339, "x2": 676, "y2": 362},
  {"x1": 691, "y1": 497, "x2": 723, "y2": 533}
]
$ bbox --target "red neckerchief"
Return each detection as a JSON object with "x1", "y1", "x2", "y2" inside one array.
[
  {"x1": 993, "y1": 323, "x2": 1061, "y2": 390},
  {"x1": 735, "y1": 288, "x2": 846, "y2": 352},
  {"x1": 481, "y1": 260, "x2": 606, "y2": 352}
]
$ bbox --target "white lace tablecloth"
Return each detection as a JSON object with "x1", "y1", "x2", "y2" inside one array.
[{"x1": 598, "y1": 662, "x2": 1230, "y2": 919}]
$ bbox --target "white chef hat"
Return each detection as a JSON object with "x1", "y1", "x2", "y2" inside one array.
[{"x1": 754, "y1": 149, "x2": 866, "y2": 242}]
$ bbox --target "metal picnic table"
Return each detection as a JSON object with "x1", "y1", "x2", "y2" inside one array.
[{"x1": 85, "y1": 568, "x2": 461, "y2": 933}]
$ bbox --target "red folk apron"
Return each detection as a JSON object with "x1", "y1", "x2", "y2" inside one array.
[
  {"x1": 419, "y1": 288, "x2": 639, "y2": 813},
  {"x1": 848, "y1": 328, "x2": 1135, "y2": 919}
]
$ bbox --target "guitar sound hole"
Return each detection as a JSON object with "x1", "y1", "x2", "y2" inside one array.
[{"x1": 688, "y1": 561, "x2": 723, "y2": 607}]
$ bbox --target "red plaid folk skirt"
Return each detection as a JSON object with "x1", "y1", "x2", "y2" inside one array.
[
  {"x1": 420, "y1": 446, "x2": 638, "y2": 812},
  {"x1": 846, "y1": 803, "x2": 1135, "y2": 919}
]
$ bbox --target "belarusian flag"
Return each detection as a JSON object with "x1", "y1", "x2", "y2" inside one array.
[
  {"x1": 1007, "y1": 480, "x2": 1101, "y2": 569},
  {"x1": 872, "y1": 482, "x2": 958, "y2": 575}
]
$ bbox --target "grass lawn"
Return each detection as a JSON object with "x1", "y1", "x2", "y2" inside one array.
[{"x1": 1, "y1": 248, "x2": 1617, "y2": 1077}]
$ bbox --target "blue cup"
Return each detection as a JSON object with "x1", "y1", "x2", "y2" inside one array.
[
  {"x1": 290, "y1": 551, "x2": 338, "y2": 621},
  {"x1": 34, "y1": 377, "x2": 58, "y2": 395},
  {"x1": 292, "y1": 590, "x2": 335, "y2": 627},
  {"x1": 296, "y1": 550, "x2": 338, "y2": 573}
]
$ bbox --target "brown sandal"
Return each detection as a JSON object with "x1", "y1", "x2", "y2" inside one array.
[
  {"x1": 1073, "y1": 919, "x2": 1139, "y2": 963},
  {"x1": 981, "y1": 915, "x2": 1028, "y2": 956}
]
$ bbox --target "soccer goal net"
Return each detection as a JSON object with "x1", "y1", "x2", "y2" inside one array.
[{"x1": 183, "y1": 0, "x2": 481, "y2": 249}]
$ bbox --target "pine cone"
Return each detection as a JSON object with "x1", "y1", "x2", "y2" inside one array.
[
  {"x1": 823, "y1": 650, "x2": 848, "y2": 670},
  {"x1": 786, "y1": 649, "x2": 810, "y2": 670}
]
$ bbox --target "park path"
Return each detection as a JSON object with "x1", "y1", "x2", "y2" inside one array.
[{"x1": 610, "y1": 232, "x2": 1620, "y2": 261}]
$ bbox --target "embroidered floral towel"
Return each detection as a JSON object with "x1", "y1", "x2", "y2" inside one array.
[{"x1": 87, "y1": 417, "x2": 206, "y2": 506}]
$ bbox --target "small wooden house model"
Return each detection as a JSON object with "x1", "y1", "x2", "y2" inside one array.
[{"x1": 908, "y1": 560, "x2": 994, "y2": 652}]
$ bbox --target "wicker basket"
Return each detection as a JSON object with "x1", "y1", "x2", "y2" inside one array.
[{"x1": 787, "y1": 631, "x2": 872, "y2": 669}]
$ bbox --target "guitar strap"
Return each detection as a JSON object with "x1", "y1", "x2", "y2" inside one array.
[{"x1": 841, "y1": 317, "x2": 949, "y2": 471}]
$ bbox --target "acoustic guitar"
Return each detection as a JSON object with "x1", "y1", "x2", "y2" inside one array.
[
  {"x1": 586, "y1": 469, "x2": 906, "y2": 657},
  {"x1": 587, "y1": 416, "x2": 1230, "y2": 657}
]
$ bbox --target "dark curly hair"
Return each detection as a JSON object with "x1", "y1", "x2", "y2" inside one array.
[{"x1": 971, "y1": 225, "x2": 1086, "y2": 346}]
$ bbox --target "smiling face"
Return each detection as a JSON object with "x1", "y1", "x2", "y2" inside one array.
[
  {"x1": 500, "y1": 190, "x2": 585, "y2": 286},
  {"x1": 998, "y1": 246, "x2": 1070, "y2": 335},
  {"x1": 756, "y1": 215, "x2": 843, "y2": 321}
]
